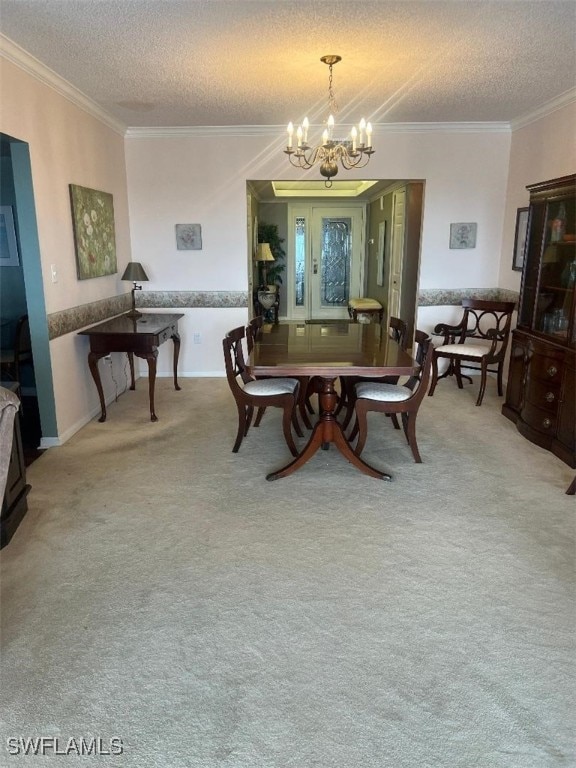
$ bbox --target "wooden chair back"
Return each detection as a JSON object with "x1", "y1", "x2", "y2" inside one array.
[
  {"x1": 388, "y1": 316, "x2": 408, "y2": 350},
  {"x1": 451, "y1": 299, "x2": 516, "y2": 357},
  {"x1": 246, "y1": 315, "x2": 263, "y2": 354}
]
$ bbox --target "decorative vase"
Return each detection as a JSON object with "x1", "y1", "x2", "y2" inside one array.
[{"x1": 258, "y1": 290, "x2": 277, "y2": 311}]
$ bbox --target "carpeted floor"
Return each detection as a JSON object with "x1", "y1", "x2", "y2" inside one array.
[{"x1": 0, "y1": 377, "x2": 574, "y2": 767}]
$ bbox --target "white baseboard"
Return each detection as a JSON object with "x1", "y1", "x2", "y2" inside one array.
[{"x1": 41, "y1": 389, "x2": 127, "y2": 448}]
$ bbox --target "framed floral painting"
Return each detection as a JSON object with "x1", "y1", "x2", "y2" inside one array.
[
  {"x1": 512, "y1": 207, "x2": 529, "y2": 272},
  {"x1": 69, "y1": 184, "x2": 117, "y2": 279}
]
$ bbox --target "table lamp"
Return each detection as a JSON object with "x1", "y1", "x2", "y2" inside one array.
[
  {"x1": 121, "y1": 261, "x2": 149, "y2": 318},
  {"x1": 256, "y1": 243, "x2": 275, "y2": 289}
]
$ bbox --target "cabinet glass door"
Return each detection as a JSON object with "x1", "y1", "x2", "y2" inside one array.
[{"x1": 523, "y1": 196, "x2": 576, "y2": 343}]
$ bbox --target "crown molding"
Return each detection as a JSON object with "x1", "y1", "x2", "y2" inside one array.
[
  {"x1": 510, "y1": 87, "x2": 576, "y2": 131},
  {"x1": 125, "y1": 125, "x2": 284, "y2": 139},
  {"x1": 125, "y1": 121, "x2": 512, "y2": 139},
  {"x1": 0, "y1": 34, "x2": 127, "y2": 136}
]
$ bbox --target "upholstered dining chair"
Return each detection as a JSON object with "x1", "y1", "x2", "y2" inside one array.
[
  {"x1": 428, "y1": 298, "x2": 516, "y2": 406},
  {"x1": 222, "y1": 326, "x2": 303, "y2": 455},
  {"x1": 246, "y1": 316, "x2": 314, "y2": 430},
  {"x1": 339, "y1": 315, "x2": 408, "y2": 426},
  {"x1": 347, "y1": 330, "x2": 433, "y2": 463}
]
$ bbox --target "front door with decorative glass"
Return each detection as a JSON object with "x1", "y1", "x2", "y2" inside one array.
[{"x1": 289, "y1": 205, "x2": 364, "y2": 321}]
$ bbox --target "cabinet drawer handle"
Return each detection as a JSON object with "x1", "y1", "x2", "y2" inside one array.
[
  {"x1": 547, "y1": 365, "x2": 558, "y2": 377},
  {"x1": 544, "y1": 391, "x2": 555, "y2": 403},
  {"x1": 542, "y1": 418, "x2": 552, "y2": 429}
]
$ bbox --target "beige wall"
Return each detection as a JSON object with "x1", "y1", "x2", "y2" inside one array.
[
  {"x1": 2, "y1": 46, "x2": 575, "y2": 442},
  {"x1": 0, "y1": 57, "x2": 133, "y2": 440},
  {"x1": 499, "y1": 101, "x2": 576, "y2": 292}
]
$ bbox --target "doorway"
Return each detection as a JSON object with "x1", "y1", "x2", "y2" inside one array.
[
  {"x1": 248, "y1": 179, "x2": 423, "y2": 335},
  {"x1": 1, "y1": 133, "x2": 57, "y2": 453}
]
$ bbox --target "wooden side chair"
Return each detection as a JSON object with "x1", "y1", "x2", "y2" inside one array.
[
  {"x1": 428, "y1": 298, "x2": 516, "y2": 406},
  {"x1": 348, "y1": 331, "x2": 433, "y2": 463},
  {"x1": 247, "y1": 316, "x2": 314, "y2": 430},
  {"x1": 222, "y1": 326, "x2": 303, "y2": 455},
  {"x1": 339, "y1": 316, "x2": 408, "y2": 426}
]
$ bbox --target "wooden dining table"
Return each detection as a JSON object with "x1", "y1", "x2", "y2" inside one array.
[{"x1": 247, "y1": 321, "x2": 420, "y2": 481}]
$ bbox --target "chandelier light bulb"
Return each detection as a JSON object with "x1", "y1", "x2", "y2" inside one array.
[
  {"x1": 366, "y1": 122, "x2": 373, "y2": 148},
  {"x1": 359, "y1": 118, "x2": 366, "y2": 145},
  {"x1": 296, "y1": 125, "x2": 303, "y2": 147},
  {"x1": 351, "y1": 126, "x2": 357, "y2": 152}
]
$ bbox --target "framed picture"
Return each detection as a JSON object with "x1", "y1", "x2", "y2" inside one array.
[
  {"x1": 69, "y1": 184, "x2": 117, "y2": 279},
  {"x1": 176, "y1": 223, "x2": 202, "y2": 250},
  {"x1": 0, "y1": 206, "x2": 20, "y2": 267},
  {"x1": 376, "y1": 220, "x2": 386, "y2": 286},
  {"x1": 512, "y1": 207, "x2": 529, "y2": 272},
  {"x1": 449, "y1": 222, "x2": 477, "y2": 249}
]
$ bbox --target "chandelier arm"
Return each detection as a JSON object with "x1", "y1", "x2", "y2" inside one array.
[
  {"x1": 339, "y1": 150, "x2": 372, "y2": 171},
  {"x1": 327, "y1": 144, "x2": 367, "y2": 171},
  {"x1": 286, "y1": 146, "x2": 328, "y2": 170}
]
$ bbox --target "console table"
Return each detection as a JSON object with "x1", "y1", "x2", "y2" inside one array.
[{"x1": 79, "y1": 313, "x2": 183, "y2": 422}]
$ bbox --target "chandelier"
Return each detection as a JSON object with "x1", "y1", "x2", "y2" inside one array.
[{"x1": 284, "y1": 55, "x2": 374, "y2": 188}]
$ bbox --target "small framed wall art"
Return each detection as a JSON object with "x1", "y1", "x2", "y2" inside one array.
[
  {"x1": 449, "y1": 222, "x2": 477, "y2": 249},
  {"x1": 175, "y1": 223, "x2": 202, "y2": 250},
  {"x1": 0, "y1": 206, "x2": 19, "y2": 267},
  {"x1": 69, "y1": 184, "x2": 117, "y2": 279}
]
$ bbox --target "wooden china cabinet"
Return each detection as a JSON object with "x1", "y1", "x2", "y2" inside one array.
[{"x1": 502, "y1": 174, "x2": 575, "y2": 471}]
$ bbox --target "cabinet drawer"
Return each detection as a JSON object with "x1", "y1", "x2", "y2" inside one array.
[
  {"x1": 529, "y1": 350, "x2": 564, "y2": 383},
  {"x1": 521, "y1": 401, "x2": 558, "y2": 435},
  {"x1": 525, "y1": 378, "x2": 562, "y2": 413}
]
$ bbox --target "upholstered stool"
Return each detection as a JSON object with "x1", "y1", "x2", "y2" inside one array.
[{"x1": 347, "y1": 298, "x2": 384, "y2": 323}]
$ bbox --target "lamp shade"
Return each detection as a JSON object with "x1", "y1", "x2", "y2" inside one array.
[
  {"x1": 121, "y1": 262, "x2": 149, "y2": 282},
  {"x1": 256, "y1": 243, "x2": 274, "y2": 262}
]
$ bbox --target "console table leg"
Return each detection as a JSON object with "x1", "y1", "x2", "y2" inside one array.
[
  {"x1": 127, "y1": 352, "x2": 136, "y2": 390},
  {"x1": 88, "y1": 352, "x2": 107, "y2": 422},
  {"x1": 145, "y1": 352, "x2": 158, "y2": 421},
  {"x1": 172, "y1": 333, "x2": 182, "y2": 391}
]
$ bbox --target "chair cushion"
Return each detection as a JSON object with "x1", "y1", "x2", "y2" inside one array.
[
  {"x1": 435, "y1": 343, "x2": 491, "y2": 358},
  {"x1": 243, "y1": 378, "x2": 298, "y2": 396},
  {"x1": 356, "y1": 382, "x2": 412, "y2": 402},
  {"x1": 348, "y1": 298, "x2": 382, "y2": 311}
]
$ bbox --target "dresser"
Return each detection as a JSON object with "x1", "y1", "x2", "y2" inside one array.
[{"x1": 502, "y1": 175, "x2": 575, "y2": 470}]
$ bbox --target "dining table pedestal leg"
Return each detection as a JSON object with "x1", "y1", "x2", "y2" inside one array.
[{"x1": 266, "y1": 376, "x2": 390, "y2": 481}]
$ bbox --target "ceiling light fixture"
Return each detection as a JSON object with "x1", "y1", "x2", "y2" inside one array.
[{"x1": 284, "y1": 55, "x2": 374, "y2": 188}]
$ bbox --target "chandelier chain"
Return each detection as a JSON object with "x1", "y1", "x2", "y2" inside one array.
[{"x1": 327, "y1": 63, "x2": 338, "y2": 115}]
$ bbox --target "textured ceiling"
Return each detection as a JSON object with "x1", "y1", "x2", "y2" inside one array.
[{"x1": 1, "y1": 0, "x2": 575, "y2": 129}]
